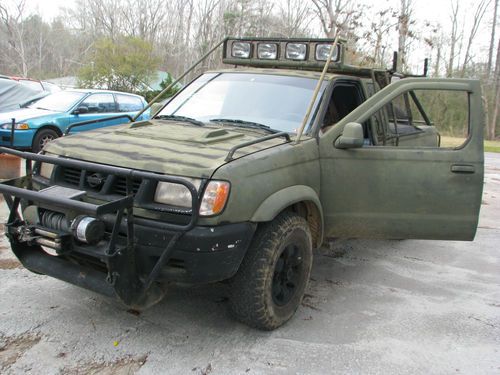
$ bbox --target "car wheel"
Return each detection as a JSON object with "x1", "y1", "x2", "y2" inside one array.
[
  {"x1": 229, "y1": 212, "x2": 313, "y2": 330},
  {"x1": 32, "y1": 128, "x2": 59, "y2": 153}
]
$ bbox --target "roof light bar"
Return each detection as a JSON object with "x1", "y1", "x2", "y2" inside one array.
[{"x1": 223, "y1": 37, "x2": 344, "y2": 70}]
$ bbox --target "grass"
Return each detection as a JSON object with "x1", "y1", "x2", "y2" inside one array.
[
  {"x1": 440, "y1": 136, "x2": 500, "y2": 153},
  {"x1": 484, "y1": 139, "x2": 500, "y2": 153}
]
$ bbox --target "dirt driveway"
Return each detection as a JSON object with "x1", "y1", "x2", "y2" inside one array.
[{"x1": 1, "y1": 154, "x2": 499, "y2": 374}]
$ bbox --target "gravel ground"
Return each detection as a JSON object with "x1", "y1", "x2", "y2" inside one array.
[{"x1": 0, "y1": 154, "x2": 499, "y2": 375}]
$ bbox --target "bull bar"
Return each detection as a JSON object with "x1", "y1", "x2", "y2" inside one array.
[{"x1": 0, "y1": 146, "x2": 200, "y2": 308}]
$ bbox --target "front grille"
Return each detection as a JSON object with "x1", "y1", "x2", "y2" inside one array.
[
  {"x1": 112, "y1": 177, "x2": 141, "y2": 196},
  {"x1": 59, "y1": 167, "x2": 142, "y2": 196},
  {"x1": 62, "y1": 167, "x2": 81, "y2": 186}
]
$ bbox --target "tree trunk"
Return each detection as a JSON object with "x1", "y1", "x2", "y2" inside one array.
[
  {"x1": 488, "y1": 38, "x2": 500, "y2": 140},
  {"x1": 487, "y1": 0, "x2": 498, "y2": 77}
]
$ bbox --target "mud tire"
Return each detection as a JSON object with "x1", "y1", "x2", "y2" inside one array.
[{"x1": 229, "y1": 212, "x2": 313, "y2": 330}]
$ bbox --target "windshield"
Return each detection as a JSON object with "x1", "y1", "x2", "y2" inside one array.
[
  {"x1": 29, "y1": 91, "x2": 86, "y2": 112},
  {"x1": 158, "y1": 72, "x2": 326, "y2": 133}
]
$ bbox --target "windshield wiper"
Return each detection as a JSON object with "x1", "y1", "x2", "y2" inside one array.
[
  {"x1": 209, "y1": 118, "x2": 278, "y2": 133},
  {"x1": 155, "y1": 114, "x2": 205, "y2": 127}
]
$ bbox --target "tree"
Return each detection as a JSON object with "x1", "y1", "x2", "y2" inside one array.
[
  {"x1": 397, "y1": 0, "x2": 414, "y2": 71},
  {"x1": 487, "y1": 0, "x2": 499, "y2": 77},
  {"x1": 77, "y1": 36, "x2": 160, "y2": 92},
  {"x1": 460, "y1": 0, "x2": 491, "y2": 77}
]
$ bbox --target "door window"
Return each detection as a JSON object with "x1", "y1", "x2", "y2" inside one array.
[
  {"x1": 369, "y1": 89, "x2": 470, "y2": 148},
  {"x1": 79, "y1": 94, "x2": 116, "y2": 114},
  {"x1": 116, "y1": 94, "x2": 144, "y2": 112}
]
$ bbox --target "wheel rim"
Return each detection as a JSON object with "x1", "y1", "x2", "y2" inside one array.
[
  {"x1": 39, "y1": 134, "x2": 54, "y2": 149},
  {"x1": 272, "y1": 244, "x2": 303, "y2": 306}
]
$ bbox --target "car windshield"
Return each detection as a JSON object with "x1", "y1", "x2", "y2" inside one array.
[
  {"x1": 29, "y1": 91, "x2": 86, "y2": 112},
  {"x1": 158, "y1": 72, "x2": 327, "y2": 133}
]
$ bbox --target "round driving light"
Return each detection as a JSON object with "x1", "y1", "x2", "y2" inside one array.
[{"x1": 73, "y1": 216, "x2": 105, "y2": 244}]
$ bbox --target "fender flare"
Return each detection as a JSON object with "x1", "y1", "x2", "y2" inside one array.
[{"x1": 251, "y1": 185, "x2": 324, "y2": 245}]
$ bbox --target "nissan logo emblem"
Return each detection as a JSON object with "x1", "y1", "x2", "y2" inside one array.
[{"x1": 87, "y1": 173, "x2": 105, "y2": 188}]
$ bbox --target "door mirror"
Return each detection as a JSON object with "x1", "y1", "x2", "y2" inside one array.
[
  {"x1": 335, "y1": 122, "x2": 364, "y2": 149},
  {"x1": 72, "y1": 106, "x2": 88, "y2": 115}
]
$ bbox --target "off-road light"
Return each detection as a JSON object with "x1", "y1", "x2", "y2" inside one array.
[
  {"x1": 199, "y1": 181, "x2": 230, "y2": 216},
  {"x1": 232, "y1": 42, "x2": 252, "y2": 59},
  {"x1": 0, "y1": 122, "x2": 30, "y2": 130},
  {"x1": 315, "y1": 44, "x2": 340, "y2": 62},
  {"x1": 154, "y1": 178, "x2": 202, "y2": 208},
  {"x1": 39, "y1": 162, "x2": 55, "y2": 179},
  {"x1": 73, "y1": 216, "x2": 105, "y2": 244},
  {"x1": 257, "y1": 43, "x2": 278, "y2": 59},
  {"x1": 285, "y1": 43, "x2": 307, "y2": 60}
]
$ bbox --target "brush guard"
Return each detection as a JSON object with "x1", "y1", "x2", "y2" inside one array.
[{"x1": 0, "y1": 147, "x2": 200, "y2": 308}]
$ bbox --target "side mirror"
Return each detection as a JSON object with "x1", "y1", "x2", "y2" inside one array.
[
  {"x1": 335, "y1": 122, "x2": 364, "y2": 149},
  {"x1": 72, "y1": 106, "x2": 88, "y2": 115}
]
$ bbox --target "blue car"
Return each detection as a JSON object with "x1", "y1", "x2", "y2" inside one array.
[{"x1": 0, "y1": 89, "x2": 150, "y2": 153}]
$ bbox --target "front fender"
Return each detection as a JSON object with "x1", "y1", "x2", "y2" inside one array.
[{"x1": 251, "y1": 185, "x2": 324, "y2": 243}]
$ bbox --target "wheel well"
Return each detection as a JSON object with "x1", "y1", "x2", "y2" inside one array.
[
  {"x1": 36, "y1": 125, "x2": 62, "y2": 137},
  {"x1": 288, "y1": 201, "x2": 323, "y2": 248}
]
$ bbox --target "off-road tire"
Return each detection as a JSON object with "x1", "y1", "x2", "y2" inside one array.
[
  {"x1": 32, "y1": 128, "x2": 59, "y2": 153},
  {"x1": 229, "y1": 212, "x2": 313, "y2": 330}
]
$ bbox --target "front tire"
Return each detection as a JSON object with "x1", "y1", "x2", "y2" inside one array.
[
  {"x1": 229, "y1": 212, "x2": 313, "y2": 330},
  {"x1": 32, "y1": 128, "x2": 59, "y2": 153}
]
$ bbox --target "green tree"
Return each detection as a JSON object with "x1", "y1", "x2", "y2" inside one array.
[
  {"x1": 141, "y1": 75, "x2": 181, "y2": 102},
  {"x1": 77, "y1": 36, "x2": 160, "y2": 93}
]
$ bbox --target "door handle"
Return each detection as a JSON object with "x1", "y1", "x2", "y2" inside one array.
[{"x1": 451, "y1": 164, "x2": 475, "y2": 174}]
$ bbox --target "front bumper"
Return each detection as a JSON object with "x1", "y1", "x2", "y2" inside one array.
[
  {"x1": 0, "y1": 129, "x2": 35, "y2": 148},
  {"x1": 0, "y1": 147, "x2": 253, "y2": 308}
]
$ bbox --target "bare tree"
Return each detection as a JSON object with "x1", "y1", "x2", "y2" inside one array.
[
  {"x1": 489, "y1": 38, "x2": 500, "y2": 139},
  {"x1": 487, "y1": 0, "x2": 499, "y2": 77},
  {"x1": 397, "y1": 0, "x2": 413, "y2": 71},
  {"x1": 447, "y1": 0, "x2": 461, "y2": 77},
  {"x1": 0, "y1": 0, "x2": 29, "y2": 76},
  {"x1": 310, "y1": 0, "x2": 350, "y2": 38},
  {"x1": 460, "y1": 0, "x2": 491, "y2": 77}
]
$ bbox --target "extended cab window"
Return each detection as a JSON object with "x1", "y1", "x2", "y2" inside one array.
[{"x1": 369, "y1": 89, "x2": 469, "y2": 149}]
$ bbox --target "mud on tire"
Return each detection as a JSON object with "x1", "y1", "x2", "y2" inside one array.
[{"x1": 229, "y1": 212, "x2": 313, "y2": 330}]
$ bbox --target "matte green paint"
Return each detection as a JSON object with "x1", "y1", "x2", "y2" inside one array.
[{"x1": 42, "y1": 73, "x2": 483, "y2": 244}]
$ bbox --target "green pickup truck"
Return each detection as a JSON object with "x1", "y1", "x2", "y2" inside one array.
[{"x1": 0, "y1": 37, "x2": 484, "y2": 330}]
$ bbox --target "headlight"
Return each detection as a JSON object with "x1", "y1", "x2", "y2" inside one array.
[
  {"x1": 39, "y1": 163, "x2": 55, "y2": 179},
  {"x1": 257, "y1": 43, "x2": 278, "y2": 59},
  {"x1": 231, "y1": 42, "x2": 252, "y2": 58},
  {"x1": 285, "y1": 43, "x2": 307, "y2": 60},
  {"x1": 315, "y1": 44, "x2": 340, "y2": 62},
  {"x1": 154, "y1": 178, "x2": 202, "y2": 208},
  {"x1": 0, "y1": 122, "x2": 30, "y2": 130},
  {"x1": 154, "y1": 179, "x2": 230, "y2": 216}
]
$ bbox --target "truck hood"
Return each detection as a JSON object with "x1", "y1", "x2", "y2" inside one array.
[
  {"x1": 44, "y1": 120, "x2": 288, "y2": 178},
  {"x1": 0, "y1": 107, "x2": 59, "y2": 123}
]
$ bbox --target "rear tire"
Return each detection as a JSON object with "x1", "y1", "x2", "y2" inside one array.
[
  {"x1": 32, "y1": 128, "x2": 59, "y2": 153},
  {"x1": 229, "y1": 212, "x2": 313, "y2": 330}
]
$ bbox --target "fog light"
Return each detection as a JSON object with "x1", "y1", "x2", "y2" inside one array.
[
  {"x1": 73, "y1": 216, "x2": 105, "y2": 244},
  {"x1": 286, "y1": 43, "x2": 307, "y2": 60},
  {"x1": 232, "y1": 42, "x2": 251, "y2": 58},
  {"x1": 257, "y1": 43, "x2": 278, "y2": 59}
]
